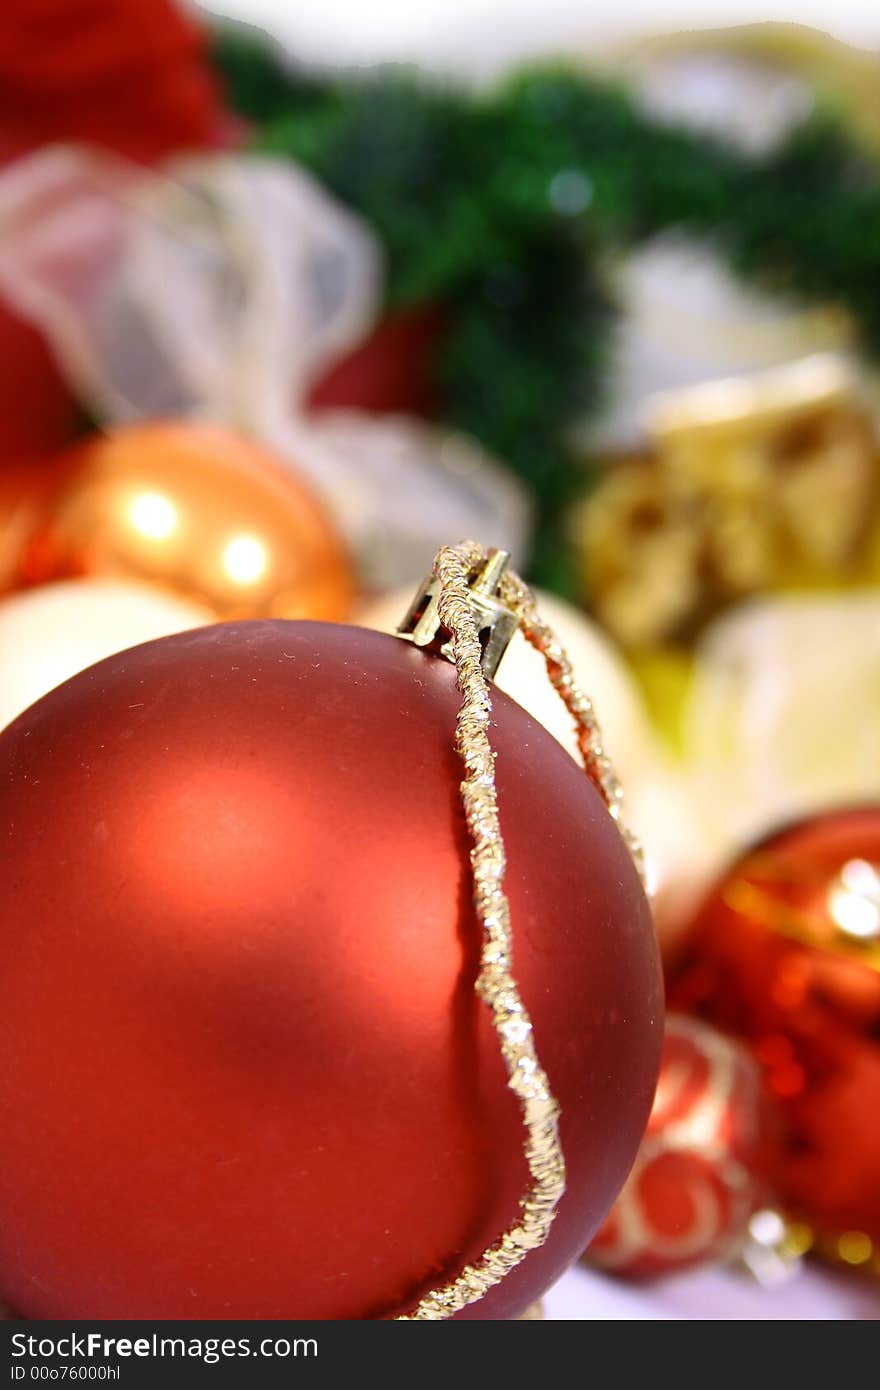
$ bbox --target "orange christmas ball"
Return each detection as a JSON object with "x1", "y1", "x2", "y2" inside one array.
[
  {"x1": 670, "y1": 808, "x2": 880, "y2": 1261},
  {"x1": 0, "y1": 621, "x2": 662, "y2": 1320},
  {"x1": 10, "y1": 422, "x2": 353, "y2": 621}
]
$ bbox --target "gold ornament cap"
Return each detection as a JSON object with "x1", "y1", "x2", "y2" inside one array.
[{"x1": 397, "y1": 547, "x2": 520, "y2": 679}]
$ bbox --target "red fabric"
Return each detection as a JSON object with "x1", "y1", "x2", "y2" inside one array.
[
  {"x1": 308, "y1": 304, "x2": 445, "y2": 418},
  {"x1": 0, "y1": 0, "x2": 226, "y2": 164},
  {"x1": 0, "y1": 304, "x2": 81, "y2": 462}
]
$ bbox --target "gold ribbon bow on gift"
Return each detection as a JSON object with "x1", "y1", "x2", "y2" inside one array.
[{"x1": 574, "y1": 356, "x2": 880, "y2": 651}]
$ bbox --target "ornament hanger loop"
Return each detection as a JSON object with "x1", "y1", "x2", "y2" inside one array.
[
  {"x1": 398, "y1": 541, "x2": 643, "y2": 1319},
  {"x1": 397, "y1": 546, "x2": 520, "y2": 680}
]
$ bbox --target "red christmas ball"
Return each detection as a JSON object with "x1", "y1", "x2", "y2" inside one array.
[
  {"x1": 587, "y1": 1015, "x2": 768, "y2": 1277},
  {"x1": 670, "y1": 808, "x2": 880, "y2": 1259},
  {"x1": 0, "y1": 621, "x2": 661, "y2": 1320}
]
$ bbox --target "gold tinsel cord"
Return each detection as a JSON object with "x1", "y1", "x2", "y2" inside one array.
[{"x1": 400, "y1": 542, "x2": 643, "y2": 1320}]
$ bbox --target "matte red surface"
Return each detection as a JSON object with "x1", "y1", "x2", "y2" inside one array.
[
  {"x1": 0, "y1": 621, "x2": 661, "y2": 1319},
  {"x1": 670, "y1": 808, "x2": 880, "y2": 1245}
]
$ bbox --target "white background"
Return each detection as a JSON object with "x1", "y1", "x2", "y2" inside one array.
[
  {"x1": 198, "y1": 0, "x2": 879, "y2": 73},
  {"x1": 546, "y1": 1258, "x2": 879, "y2": 1320}
]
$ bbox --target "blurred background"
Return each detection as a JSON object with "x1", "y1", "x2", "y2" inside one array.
[
  {"x1": 200, "y1": 1, "x2": 879, "y2": 68},
  {"x1": 1, "y1": 0, "x2": 879, "y2": 1319}
]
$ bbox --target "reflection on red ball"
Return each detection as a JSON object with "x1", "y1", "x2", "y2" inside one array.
[
  {"x1": 670, "y1": 809, "x2": 880, "y2": 1253},
  {"x1": 587, "y1": 1015, "x2": 767, "y2": 1277},
  {"x1": 0, "y1": 621, "x2": 662, "y2": 1319}
]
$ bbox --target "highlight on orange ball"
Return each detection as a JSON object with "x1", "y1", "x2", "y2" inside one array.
[{"x1": 6, "y1": 421, "x2": 354, "y2": 622}]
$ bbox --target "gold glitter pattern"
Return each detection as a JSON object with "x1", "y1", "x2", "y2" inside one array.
[
  {"x1": 496, "y1": 562, "x2": 645, "y2": 880},
  {"x1": 399, "y1": 541, "x2": 642, "y2": 1319}
]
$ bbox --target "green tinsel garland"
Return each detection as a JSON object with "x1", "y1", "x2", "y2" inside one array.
[{"x1": 213, "y1": 24, "x2": 880, "y2": 589}]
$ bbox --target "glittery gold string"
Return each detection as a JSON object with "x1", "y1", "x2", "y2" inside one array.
[
  {"x1": 496, "y1": 565, "x2": 646, "y2": 882},
  {"x1": 399, "y1": 541, "x2": 642, "y2": 1320}
]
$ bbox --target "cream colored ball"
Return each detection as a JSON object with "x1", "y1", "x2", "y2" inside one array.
[
  {"x1": 685, "y1": 590, "x2": 880, "y2": 856},
  {"x1": 0, "y1": 579, "x2": 212, "y2": 730}
]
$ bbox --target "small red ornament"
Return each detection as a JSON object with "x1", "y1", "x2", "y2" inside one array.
[
  {"x1": 586, "y1": 1015, "x2": 767, "y2": 1277},
  {"x1": 670, "y1": 808, "x2": 880, "y2": 1260},
  {"x1": 0, "y1": 619, "x2": 662, "y2": 1320}
]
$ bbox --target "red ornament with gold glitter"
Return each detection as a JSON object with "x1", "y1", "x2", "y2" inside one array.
[
  {"x1": 0, "y1": 544, "x2": 662, "y2": 1320},
  {"x1": 586, "y1": 1014, "x2": 768, "y2": 1277},
  {"x1": 670, "y1": 808, "x2": 880, "y2": 1274}
]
